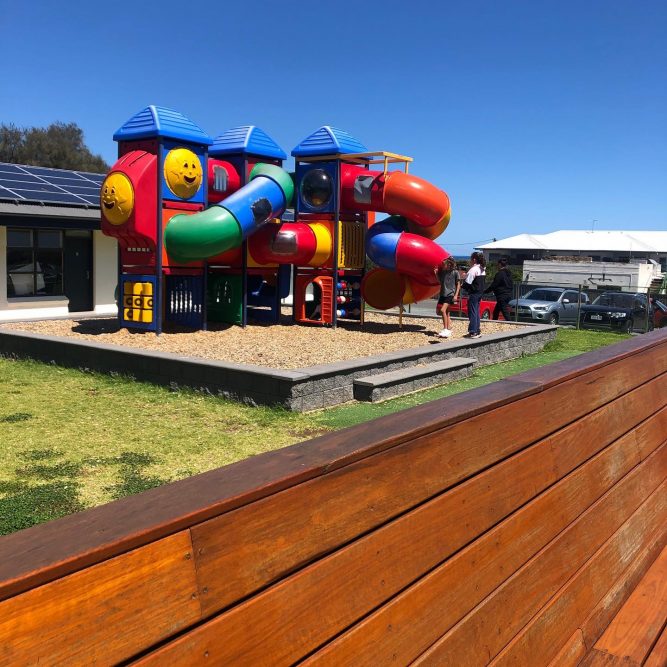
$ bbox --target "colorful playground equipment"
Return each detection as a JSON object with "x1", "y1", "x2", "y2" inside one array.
[{"x1": 101, "y1": 106, "x2": 451, "y2": 332}]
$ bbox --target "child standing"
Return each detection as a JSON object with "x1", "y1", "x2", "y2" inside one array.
[{"x1": 435, "y1": 257, "x2": 461, "y2": 338}]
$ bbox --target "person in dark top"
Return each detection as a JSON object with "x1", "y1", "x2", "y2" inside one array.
[
  {"x1": 484, "y1": 257, "x2": 514, "y2": 320},
  {"x1": 462, "y1": 252, "x2": 486, "y2": 338}
]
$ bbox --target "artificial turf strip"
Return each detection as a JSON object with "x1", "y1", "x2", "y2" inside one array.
[{"x1": 0, "y1": 328, "x2": 629, "y2": 534}]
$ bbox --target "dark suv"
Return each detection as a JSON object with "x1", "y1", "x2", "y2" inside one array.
[{"x1": 579, "y1": 292, "x2": 654, "y2": 333}]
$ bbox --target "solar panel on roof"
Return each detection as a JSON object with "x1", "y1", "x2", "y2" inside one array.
[
  {"x1": 60, "y1": 185, "x2": 99, "y2": 195},
  {"x1": 0, "y1": 172, "x2": 42, "y2": 184},
  {"x1": 23, "y1": 166, "x2": 81, "y2": 178},
  {"x1": 0, "y1": 165, "x2": 27, "y2": 174},
  {"x1": 42, "y1": 174, "x2": 93, "y2": 183},
  {"x1": 0, "y1": 179, "x2": 63, "y2": 192},
  {"x1": 19, "y1": 191, "x2": 87, "y2": 205},
  {"x1": 0, "y1": 162, "x2": 105, "y2": 207}
]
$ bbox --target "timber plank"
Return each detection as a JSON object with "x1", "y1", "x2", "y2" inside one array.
[
  {"x1": 303, "y1": 439, "x2": 665, "y2": 667},
  {"x1": 0, "y1": 530, "x2": 200, "y2": 666},
  {"x1": 580, "y1": 520, "x2": 667, "y2": 653},
  {"x1": 514, "y1": 328, "x2": 667, "y2": 388},
  {"x1": 191, "y1": 373, "x2": 666, "y2": 616},
  {"x1": 408, "y1": 448, "x2": 667, "y2": 665},
  {"x1": 547, "y1": 629, "x2": 587, "y2": 667},
  {"x1": 593, "y1": 543, "x2": 667, "y2": 664},
  {"x1": 636, "y1": 406, "x2": 667, "y2": 461},
  {"x1": 644, "y1": 625, "x2": 667, "y2": 667},
  {"x1": 0, "y1": 338, "x2": 663, "y2": 604},
  {"x1": 489, "y1": 498, "x2": 667, "y2": 665},
  {"x1": 137, "y1": 425, "x2": 664, "y2": 667},
  {"x1": 580, "y1": 647, "x2": 638, "y2": 665}
]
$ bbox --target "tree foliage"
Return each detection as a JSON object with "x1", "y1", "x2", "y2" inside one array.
[{"x1": 0, "y1": 122, "x2": 109, "y2": 172}]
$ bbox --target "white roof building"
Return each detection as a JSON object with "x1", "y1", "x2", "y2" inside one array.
[{"x1": 478, "y1": 230, "x2": 667, "y2": 270}]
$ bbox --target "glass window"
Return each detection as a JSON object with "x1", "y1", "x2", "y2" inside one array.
[
  {"x1": 524, "y1": 289, "x2": 562, "y2": 302},
  {"x1": 37, "y1": 230, "x2": 62, "y2": 248},
  {"x1": 7, "y1": 229, "x2": 32, "y2": 247},
  {"x1": 6, "y1": 228, "x2": 63, "y2": 298},
  {"x1": 213, "y1": 165, "x2": 228, "y2": 192}
]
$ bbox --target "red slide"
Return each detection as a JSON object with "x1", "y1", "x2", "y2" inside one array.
[{"x1": 340, "y1": 165, "x2": 452, "y2": 310}]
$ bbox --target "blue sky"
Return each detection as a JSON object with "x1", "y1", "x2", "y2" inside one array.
[{"x1": 1, "y1": 1, "x2": 665, "y2": 253}]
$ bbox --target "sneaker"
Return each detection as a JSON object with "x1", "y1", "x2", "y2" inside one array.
[
  {"x1": 469, "y1": 333, "x2": 482, "y2": 339},
  {"x1": 438, "y1": 328, "x2": 450, "y2": 338}
]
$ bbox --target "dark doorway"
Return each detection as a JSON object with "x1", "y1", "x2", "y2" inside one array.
[{"x1": 63, "y1": 230, "x2": 93, "y2": 312}]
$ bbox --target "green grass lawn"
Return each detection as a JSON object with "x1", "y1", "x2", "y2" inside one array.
[{"x1": 0, "y1": 327, "x2": 629, "y2": 534}]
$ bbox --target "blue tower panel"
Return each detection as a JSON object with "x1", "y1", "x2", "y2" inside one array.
[
  {"x1": 295, "y1": 161, "x2": 339, "y2": 215},
  {"x1": 161, "y1": 140, "x2": 206, "y2": 204}
]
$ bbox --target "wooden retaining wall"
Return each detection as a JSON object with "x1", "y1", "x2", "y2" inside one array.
[{"x1": 0, "y1": 329, "x2": 665, "y2": 665}]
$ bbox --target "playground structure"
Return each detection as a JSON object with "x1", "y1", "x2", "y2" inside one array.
[{"x1": 101, "y1": 107, "x2": 451, "y2": 333}]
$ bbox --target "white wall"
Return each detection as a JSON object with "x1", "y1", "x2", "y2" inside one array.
[
  {"x1": 93, "y1": 231, "x2": 118, "y2": 314},
  {"x1": 523, "y1": 260, "x2": 662, "y2": 292},
  {"x1": 0, "y1": 226, "x2": 6, "y2": 311}
]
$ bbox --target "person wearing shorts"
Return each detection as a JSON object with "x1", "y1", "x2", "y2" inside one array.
[{"x1": 435, "y1": 257, "x2": 461, "y2": 338}]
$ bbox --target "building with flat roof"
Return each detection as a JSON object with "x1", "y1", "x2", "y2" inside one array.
[
  {"x1": 0, "y1": 162, "x2": 117, "y2": 321},
  {"x1": 478, "y1": 230, "x2": 667, "y2": 271}
]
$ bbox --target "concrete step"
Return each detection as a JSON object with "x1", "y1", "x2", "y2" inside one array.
[{"x1": 353, "y1": 356, "x2": 476, "y2": 402}]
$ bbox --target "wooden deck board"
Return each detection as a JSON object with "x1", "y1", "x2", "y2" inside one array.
[{"x1": 593, "y1": 543, "x2": 667, "y2": 664}]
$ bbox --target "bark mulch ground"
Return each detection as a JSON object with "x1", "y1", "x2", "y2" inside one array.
[{"x1": 2, "y1": 313, "x2": 518, "y2": 370}]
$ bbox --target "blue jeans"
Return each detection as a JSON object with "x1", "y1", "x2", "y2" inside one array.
[{"x1": 467, "y1": 293, "x2": 482, "y2": 334}]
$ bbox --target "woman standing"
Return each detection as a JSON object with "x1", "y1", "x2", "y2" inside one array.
[{"x1": 462, "y1": 252, "x2": 486, "y2": 338}]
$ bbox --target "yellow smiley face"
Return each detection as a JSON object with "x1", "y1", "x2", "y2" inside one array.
[
  {"x1": 101, "y1": 172, "x2": 134, "y2": 225},
  {"x1": 164, "y1": 147, "x2": 203, "y2": 199}
]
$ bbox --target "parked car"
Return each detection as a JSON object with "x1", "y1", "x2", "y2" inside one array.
[
  {"x1": 454, "y1": 295, "x2": 504, "y2": 320},
  {"x1": 579, "y1": 292, "x2": 654, "y2": 334},
  {"x1": 507, "y1": 288, "x2": 588, "y2": 325},
  {"x1": 652, "y1": 299, "x2": 667, "y2": 328}
]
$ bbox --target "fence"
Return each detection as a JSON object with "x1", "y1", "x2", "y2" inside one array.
[
  {"x1": 508, "y1": 281, "x2": 665, "y2": 333},
  {"x1": 402, "y1": 281, "x2": 665, "y2": 335}
]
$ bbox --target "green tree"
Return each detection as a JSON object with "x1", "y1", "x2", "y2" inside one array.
[{"x1": 0, "y1": 122, "x2": 109, "y2": 172}]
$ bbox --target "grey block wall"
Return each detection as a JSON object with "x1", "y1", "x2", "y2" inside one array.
[{"x1": 0, "y1": 325, "x2": 557, "y2": 412}]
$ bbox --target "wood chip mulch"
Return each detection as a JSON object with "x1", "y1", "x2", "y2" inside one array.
[{"x1": 2, "y1": 313, "x2": 519, "y2": 370}]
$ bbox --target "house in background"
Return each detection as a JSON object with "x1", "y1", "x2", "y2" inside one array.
[
  {"x1": 0, "y1": 162, "x2": 117, "y2": 321},
  {"x1": 478, "y1": 230, "x2": 667, "y2": 271},
  {"x1": 521, "y1": 258, "x2": 662, "y2": 293},
  {"x1": 478, "y1": 230, "x2": 666, "y2": 293}
]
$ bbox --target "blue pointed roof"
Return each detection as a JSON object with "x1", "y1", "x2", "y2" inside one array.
[
  {"x1": 113, "y1": 106, "x2": 212, "y2": 145},
  {"x1": 291, "y1": 126, "x2": 367, "y2": 157},
  {"x1": 209, "y1": 125, "x2": 286, "y2": 159}
]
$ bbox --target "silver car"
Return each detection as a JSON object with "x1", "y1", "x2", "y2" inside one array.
[{"x1": 508, "y1": 288, "x2": 589, "y2": 325}]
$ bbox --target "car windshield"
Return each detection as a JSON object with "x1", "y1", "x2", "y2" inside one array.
[
  {"x1": 523, "y1": 289, "x2": 562, "y2": 302},
  {"x1": 592, "y1": 293, "x2": 634, "y2": 308}
]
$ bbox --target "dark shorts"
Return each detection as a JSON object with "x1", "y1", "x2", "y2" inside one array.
[{"x1": 438, "y1": 296, "x2": 455, "y2": 305}]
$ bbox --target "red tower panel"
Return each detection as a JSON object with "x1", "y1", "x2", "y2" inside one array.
[{"x1": 101, "y1": 150, "x2": 158, "y2": 269}]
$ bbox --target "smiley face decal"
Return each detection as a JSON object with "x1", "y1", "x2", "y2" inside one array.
[
  {"x1": 164, "y1": 147, "x2": 203, "y2": 199},
  {"x1": 101, "y1": 172, "x2": 134, "y2": 225}
]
